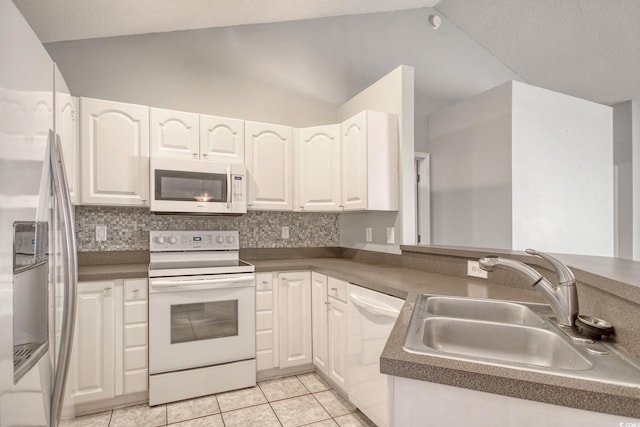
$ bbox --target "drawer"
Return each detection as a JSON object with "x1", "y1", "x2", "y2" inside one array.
[
  {"x1": 327, "y1": 277, "x2": 348, "y2": 303},
  {"x1": 124, "y1": 347, "x2": 147, "y2": 371},
  {"x1": 256, "y1": 273, "x2": 273, "y2": 291},
  {"x1": 256, "y1": 311, "x2": 273, "y2": 331},
  {"x1": 256, "y1": 290, "x2": 273, "y2": 311},
  {"x1": 124, "y1": 279, "x2": 148, "y2": 301},
  {"x1": 256, "y1": 330, "x2": 274, "y2": 351},
  {"x1": 124, "y1": 324, "x2": 148, "y2": 347},
  {"x1": 124, "y1": 369, "x2": 148, "y2": 394},
  {"x1": 124, "y1": 301, "x2": 147, "y2": 324}
]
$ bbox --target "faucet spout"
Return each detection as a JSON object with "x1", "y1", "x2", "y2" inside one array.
[{"x1": 479, "y1": 250, "x2": 578, "y2": 327}]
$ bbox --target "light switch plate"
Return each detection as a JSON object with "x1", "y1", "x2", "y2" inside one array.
[
  {"x1": 96, "y1": 225, "x2": 107, "y2": 242},
  {"x1": 386, "y1": 227, "x2": 395, "y2": 244},
  {"x1": 281, "y1": 226, "x2": 290, "y2": 239},
  {"x1": 365, "y1": 227, "x2": 372, "y2": 242}
]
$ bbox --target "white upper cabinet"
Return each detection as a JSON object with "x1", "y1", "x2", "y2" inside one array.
[
  {"x1": 200, "y1": 115, "x2": 245, "y2": 163},
  {"x1": 341, "y1": 110, "x2": 399, "y2": 211},
  {"x1": 150, "y1": 108, "x2": 245, "y2": 163},
  {"x1": 80, "y1": 97, "x2": 150, "y2": 206},
  {"x1": 56, "y1": 92, "x2": 79, "y2": 204},
  {"x1": 245, "y1": 121, "x2": 293, "y2": 210},
  {"x1": 295, "y1": 124, "x2": 342, "y2": 211},
  {"x1": 150, "y1": 108, "x2": 199, "y2": 159}
]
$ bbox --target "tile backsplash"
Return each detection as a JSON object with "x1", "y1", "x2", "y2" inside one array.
[{"x1": 75, "y1": 206, "x2": 339, "y2": 251}]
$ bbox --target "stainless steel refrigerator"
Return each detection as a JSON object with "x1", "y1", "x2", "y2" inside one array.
[{"x1": 1, "y1": 2, "x2": 78, "y2": 426}]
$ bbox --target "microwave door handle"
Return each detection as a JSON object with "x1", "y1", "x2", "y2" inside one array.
[{"x1": 226, "y1": 167, "x2": 232, "y2": 209}]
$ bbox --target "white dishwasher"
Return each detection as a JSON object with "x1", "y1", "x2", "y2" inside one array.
[{"x1": 347, "y1": 284, "x2": 404, "y2": 427}]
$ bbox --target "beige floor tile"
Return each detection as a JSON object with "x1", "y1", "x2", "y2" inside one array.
[
  {"x1": 304, "y1": 420, "x2": 339, "y2": 427},
  {"x1": 221, "y1": 403, "x2": 281, "y2": 427},
  {"x1": 168, "y1": 413, "x2": 224, "y2": 427},
  {"x1": 67, "y1": 411, "x2": 112, "y2": 427},
  {"x1": 259, "y1": 376, "x2": 309, "y2": 401},
  {"x1": 166, "y1": 394, "x2": 220, "y2": 424},
  {"x1": 334, "y1": 411, "x2": 376, "y2": 427},
  {"x1": 216, "y1": 386, "x2": 267, "y2": 412},
  {"x1": 270, "y1": 394, "x2": 331, "y2": 427},
  {"x1": 297, "y1": 372, "x2": 332, "y2": 393},
  {"x1": 314, "y1": 390, "x2": 356, "y2": 417},
  {"x1": 109, "y1": 403, "x2": 166, "y2": 427}
]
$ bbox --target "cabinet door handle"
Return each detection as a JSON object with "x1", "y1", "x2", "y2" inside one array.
[
  {"x1": 202, "y1": 153, "x2": 208, "y2": 158},
  {"x1": 192, "y1": 153, "x2": 198, "y2": 159},
  {"x1": 104, "y1": 288, "x2": 111, "y2": 296},
  {"x1": 331, "y1": 287, "x2": 338, "y2": 291}
]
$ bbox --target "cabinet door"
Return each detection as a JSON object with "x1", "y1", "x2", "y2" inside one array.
[
  {"x1": 122, "y1": 278, "x2": 148, "y2": 394},
  {"x1": 57, "y1": 94, "x2": 79, "y2": 204},
  {"x1": 256, "y1": 273, "x2": 278, "y2": 371},
  {"x1": 72, "y1": 281, "x2": 115, "y2": 404},
  {"x1": 150, "y1": 107, "x2": 199, "y2": 159},
  {"x1": 311, "y1": 272, "x2": 328, "y2": 374},
  {"x1": 341, "y1": 112, "x2": 368, "y2": 210},
  {"x1": 296, "y1": 125, "x2": 342, "y2": 211},
  {"x1": 328, "y1": 297, "x2": 348, "y2": 392},
  {"x1": 80, "y1": 97, "x2": 149, "y2": 206},
  {"x1": 200, "y1": 115, "x2": 245, "y2": 163},
  {"x1": 278, "y1": 271, "x2": 312, "y2": 368},
  {"x1": 245, "y1": 121, "x2": 293, "y2": 210}
]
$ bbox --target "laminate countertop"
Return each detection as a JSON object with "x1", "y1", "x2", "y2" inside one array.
[{"x1": 78, "y1": 253, "x2": 640, "y2": 418}]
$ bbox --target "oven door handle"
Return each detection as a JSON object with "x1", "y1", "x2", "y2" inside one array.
[{"x1": 151, "y1": 274, "x2": 255, "y2": 290}]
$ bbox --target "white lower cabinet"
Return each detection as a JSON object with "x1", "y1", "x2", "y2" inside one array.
[
  {"x1": 72, "y1": 278, "x2": 148, "y2": 407},
  {"x1": 311, "y1": 273, "x2": 348, "y2": 393},
  {"x1": 278, "y1": 271, "x2": 312, "y2": 368},
  {"x1": 256, "y1": 273, "x2": 278, "y2": 371},
  {"x1": 72, "y1": 280, "x2": 115, "y2": 404}
]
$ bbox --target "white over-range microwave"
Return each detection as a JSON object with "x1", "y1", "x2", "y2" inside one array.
[{"x1": 150, "y1": 158, "x2": 247, "y2": 215}]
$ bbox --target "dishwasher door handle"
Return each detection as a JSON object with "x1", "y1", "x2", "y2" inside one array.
[{"x1": 349, "y1": 294, "x2": 400, "y2": 318}]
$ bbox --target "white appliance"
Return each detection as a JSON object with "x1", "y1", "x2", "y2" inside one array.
[
  {"x1": 1, "y1": 3, "x2": 78, "y2": 426},
  {"x1": 150, "y1": 157, "x2": 247, "y2": 215},
  {"x1": 148, "y1": 230, "x2": 256, "y2": 405},
  {"x1": 348, "y1": 284, "x2": 403, "y2": 427}
]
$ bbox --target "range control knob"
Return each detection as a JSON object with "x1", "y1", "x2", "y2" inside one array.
[
  {"x1": 216, "y1": 235, "x2": 225, "y2": 244},
  {"x1": 155, "y1": 236, "x2": 166, "y2": 244},
  {"x1": 168, "y1": 236, "x2": 178, "y2": 244},
  {"x1": 226, "y1": 235, "x2": 235, "y2": 243}
]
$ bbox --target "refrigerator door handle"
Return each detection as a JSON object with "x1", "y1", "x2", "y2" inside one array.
[{"x1": 49, "y1": 131, "x2": 78, "y2": 427}]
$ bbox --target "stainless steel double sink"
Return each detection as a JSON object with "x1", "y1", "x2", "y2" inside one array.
[{"x1": 404, "y1": 295, "x2": 640, "y2": 385}]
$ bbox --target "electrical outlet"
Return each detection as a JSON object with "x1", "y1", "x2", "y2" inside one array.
[
  {"x1": 281, "y1": 226, "x2": 290, "y2": 239},
  {"x1": 96, "y1": 225, "x2": 107, "y2": 242},
  {"x1": 386, "y1": 227, "x2": 395, "y2": 244},
  {"x1": 365, "y1": 227, "x2": 372, "y2": 242},
  {"x1": 467, "y1": 260, "x2": 488, "y2": 279}
]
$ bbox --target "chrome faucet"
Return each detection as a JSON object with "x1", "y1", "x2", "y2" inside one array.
[{"x1": 478, "y1": 249, "x2": 578, "y2": 327}]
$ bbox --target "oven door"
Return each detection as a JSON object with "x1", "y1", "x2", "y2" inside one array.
[{"x1": 148, "y1": 273, "x2": 255, "y2": 374}]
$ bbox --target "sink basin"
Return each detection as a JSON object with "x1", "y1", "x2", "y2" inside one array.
[
  {"x1": 422, "y1": 317, "x2": 592, "y2": 370},
  {"x1": 425, "y1": 296, "x2": 545, "y2": 326},
  {"x1": 403, "y1": 294, "x2": 640, "y2": 385}
]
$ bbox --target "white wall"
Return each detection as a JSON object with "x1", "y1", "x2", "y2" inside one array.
[
  {"x1": 429, "y1": 80, "x2": 614, "y2": 256},
  {"x1": 428, "y1": 82, "x2": 513, "y2": 249},
  {"x1": 338, "y1": 65, "x2": 415, "y2": 252},
  {"x1": 511, "y1": 81, "x2": 614, "y2": 256},
  {"x1": 613, "y1": 101, "x2": 633, "y2": 259}
]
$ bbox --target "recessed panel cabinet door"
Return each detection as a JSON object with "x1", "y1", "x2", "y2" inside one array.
[
  {"x1": 72, "y1": 281, "x2": 115, "y2": 405},
  {"x1": 311, "y1": 272, "x2": 328, "y2": 374},
  {"x1": 341, "y1": 112, "x2": 368, "y2": 210},
  {"x1": 328, "y1": 297, "x2": 347, "y2": 392},
  {"x1": 296, "y1": 125, "x2": 341, "y2": 211},
  {"x1": 245, "y1": 121, "x2": 293, "y2": 210},
  {"x1": 56, "y1": 93, "x2": 79, "y2": 204},
  {"x1": 80, "y1": 97, "x2": 149, "y2": 206},
  {"x1": 150, "y1": 107, "x2": 199, "y2": 159},
  {"x1": 278, "y1": 271, "x2": 312, "y2": 368},
  {"x1": 200, "y1": 115, "x2": 245, "y2": 163}
]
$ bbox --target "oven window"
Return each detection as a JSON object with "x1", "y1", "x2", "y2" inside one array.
[
  {"x1": 170, "y1": 300, "x2": 238, "y2": 344},
  {"x1": 155, "y1": 169, "x2": 226, "y2": 202}
]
